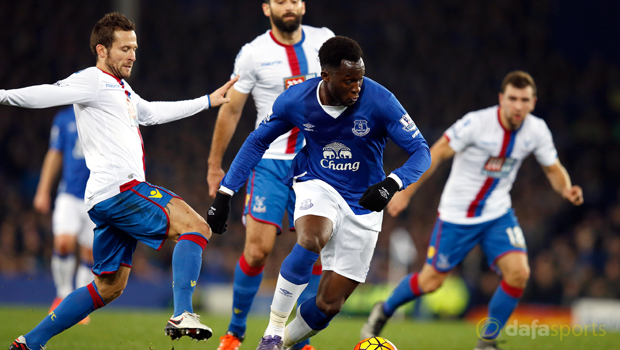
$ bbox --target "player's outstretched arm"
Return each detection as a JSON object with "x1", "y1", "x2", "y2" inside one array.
[
  {"x1": 386, "y1": 135, "x2": 455, "y2": 216},
  {"x1": 207, "y1": 87, "x2": 250, "y2": 198},
  {"x1": 136, "y1": 76, "x2": 240, "y2": 126},
  {"x1": 542, "y1": 159, "x2": 584, "y2": 206},
  {"x1": 209, "y1": 76, "x2": 240, "y2": 108},
  {"x1": 33, "y1": 149, "x2": 63, "y2": 214}
]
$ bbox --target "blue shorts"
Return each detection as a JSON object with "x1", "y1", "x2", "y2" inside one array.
[
  {"x1": 243, "y1": 158, "x2": 295, "y2": 234},
  {"x1": 88, "y1": 182, "x2": 180, "y2": 276},
  {"x1": 426, "y1": 209, "x2": 527, "y2": 273}
]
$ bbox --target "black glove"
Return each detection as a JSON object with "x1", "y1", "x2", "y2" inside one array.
[
  {"x1": 358, "y1": 177, "x2": 400, "y2": 212},
  {"x1": 207, "y1": 191, "x2": 231, "y2": 234}
]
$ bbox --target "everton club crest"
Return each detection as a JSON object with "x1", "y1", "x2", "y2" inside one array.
[{"x1": 352, "y1": 119, "x2": 370, "y2": 137}]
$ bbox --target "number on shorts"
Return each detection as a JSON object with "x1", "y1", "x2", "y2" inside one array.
[{"x1": 506, "y1": 226, "x2": 526, "y2": 248}]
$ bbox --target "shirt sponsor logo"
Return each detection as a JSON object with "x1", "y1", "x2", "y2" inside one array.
[
  {"x1": 284, "y1": 73, "x2": 317, "y2": 90},
  {"x1": 352, "y1": 119, "x2": 370, "y2": 137},
  {"x1": 399, "y1": 114, "x2": 417, "y2": 132},
  {"x1": 53, "y1": 81, "x2": 68, "y2": 88},
  {"x1": 481, "y1": 157, "x2": 516, "y2": 178},
  {"x1": 105, "y1": 84, "x2": 122, "y2": 88},
  {"x1": 320, "y1": 142, "x2": 360, "y2": 171}
]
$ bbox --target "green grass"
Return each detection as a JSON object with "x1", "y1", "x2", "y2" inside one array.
[{"x1": 1, "y1": 306, "x2": 618, "y2": 350}]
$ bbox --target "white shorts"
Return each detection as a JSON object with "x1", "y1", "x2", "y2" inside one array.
[
  {"x1": 293, "y1": 180, "x2": 383, "y2": 283},
  {"x1": 52, "y1": 193, "x2": 95, "y2": 248}
]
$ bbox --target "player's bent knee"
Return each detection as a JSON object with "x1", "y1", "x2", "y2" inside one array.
[
  {"x1": 505, "y1": 266, "x2": 530, "y2": 288},
  {"x1": 296, "y1": 234, "x2": 322, "y2": 253},
  {"x1": 193, "y1": 220, "x2": 212, "y2": 239},
  {"x1": 418, "y1": 267, "x2": 448, "y2": 293},
  {"x1": 96, "y1": 282, "x2": 126, "y2": 303},
  {"x1": 243, "y1": 247, "x2": 269, "y2": 266}
]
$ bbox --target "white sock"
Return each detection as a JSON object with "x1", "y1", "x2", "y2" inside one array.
[
  {"x1": 283, "y1": 306, "x2": 320, "y2": 347},
  {"x1": 264, "y1": 273, "x2": 308, "y2": 337},
  {"x1": 75, "y1": 263, "x2": 94, "y2": 289},
  {"x1": 51, "y1": 254, "x2": 76, "y2": 299}
]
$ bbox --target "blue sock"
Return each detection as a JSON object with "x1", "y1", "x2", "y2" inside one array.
[
  {"x1": 25, "y1": 282, "x2": 105, "y2": 348},
  {"x1": 298, "y1": 267, "x2": 320, "y2": 306},
  {"x1": 281, "y1": 244, "x2": 319, "y2": 285},
  {"x1": 482, "y1": 280, "x2": 523, "y2": 340},
  {"x1": 299, "y1": 296, "x2": 334, "y2": 331},
  {"x1": 383, "y1": 272, "x2": 424, "y2": 317},
  {"x1": 296, "y1": 267, "x2": 321, "y2": 348},
  {"x1": 228, "y1": 255, "x2": 264, "y2": 337},
  {"x1": 172, "y1": 233, "x2": 207, "y2": 317}
]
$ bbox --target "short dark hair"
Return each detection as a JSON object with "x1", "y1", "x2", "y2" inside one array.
[
  {"x1": 501, "y1": 70, "x2": 537, "y2": 96},
  {"x1": 319, "y1": 36, "x2": 363, "y2": 71},
  {"x1": 90, "y1": 12, "x2": 135, "y2": 56}
]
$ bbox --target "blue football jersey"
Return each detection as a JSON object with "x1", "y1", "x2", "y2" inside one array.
[
  {"x1": 221, "y1": 77, "x2": 431, "y2": 214},
  {"x1": 49, "y1": 106, "x2": 90, "y2": 199}
]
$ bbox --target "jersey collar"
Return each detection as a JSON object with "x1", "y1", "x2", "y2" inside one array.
[
  {"x1": 98, "y1": 68, "x2": 124, "y2": 86},
  {"x1": 269, "y1": 29, "x2": 306, "y2": 47}
]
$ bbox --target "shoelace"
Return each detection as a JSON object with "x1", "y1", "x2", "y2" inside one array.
[
  {"x1": 257, "y1": 336, "x2": 281, "y2": 350},
  {"x1": 186, "y1": 312, "x2": 201, "y2": 322}
]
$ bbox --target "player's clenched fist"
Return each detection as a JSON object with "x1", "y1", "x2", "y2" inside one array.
[
  {"x1": 207, "y1": 191, "x2": 232, "y2": 234},
  {"x1": 562, "y1": 185, "x2": 584, "y2": 206},
  {"x1": 358, "y1": 177, "x2": 400, "y2": 212}
]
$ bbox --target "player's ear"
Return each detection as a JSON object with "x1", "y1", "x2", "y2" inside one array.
[
  {"x1": 301, "y1": 1, "x2": 306, "y2": 15},
  {"x1": 321, "y1": 70, "x2": 330, "y2": 82},
  {"x1": 96, "y1": 44, "x2": 108, "y2": 60},
  {"x1": 498, "y1": 92, "x2": 503, "y2": 107},
  {"x1": 262, "y1": 2, "x2": 271, "y2": 17}
]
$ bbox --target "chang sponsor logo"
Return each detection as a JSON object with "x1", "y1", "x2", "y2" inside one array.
[{"x1": 320, "y1": 142, "x2": 360, "y2": 171}]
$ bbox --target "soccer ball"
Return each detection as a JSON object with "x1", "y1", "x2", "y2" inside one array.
[{"x1": 354, "y1": 337, "x2": 398, "y2": 350}]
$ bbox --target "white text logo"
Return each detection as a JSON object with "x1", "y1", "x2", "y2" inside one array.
[{"x1": 320, "y1": 142, "x2": 360, "y2": 171}]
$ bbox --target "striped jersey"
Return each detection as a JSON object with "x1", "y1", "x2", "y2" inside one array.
[
  {"x1": 1, "y1": 67, "x2": 211, "y2": 209},
  {"x1": 231, "y1": 25, "x2": 334, "y2": 160},
  {"x1": 439, "y1": 106, "x2": 558, "y2": 224},
  {"x1": 49, "y1": 106, "x2": 90, "y2": 199}
]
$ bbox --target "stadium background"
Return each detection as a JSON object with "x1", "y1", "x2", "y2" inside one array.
[{"x1": 0, "y1": 0, "x2": 619, "y2": 323}]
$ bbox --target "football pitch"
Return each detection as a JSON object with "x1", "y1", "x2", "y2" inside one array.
[{"x1": 1, "y1": 306, "x2": 618, "y2": 350}]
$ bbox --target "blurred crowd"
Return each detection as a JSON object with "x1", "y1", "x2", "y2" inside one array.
[{"x1": 1, "y1": 0, "x2": 618, "y2": 308}]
